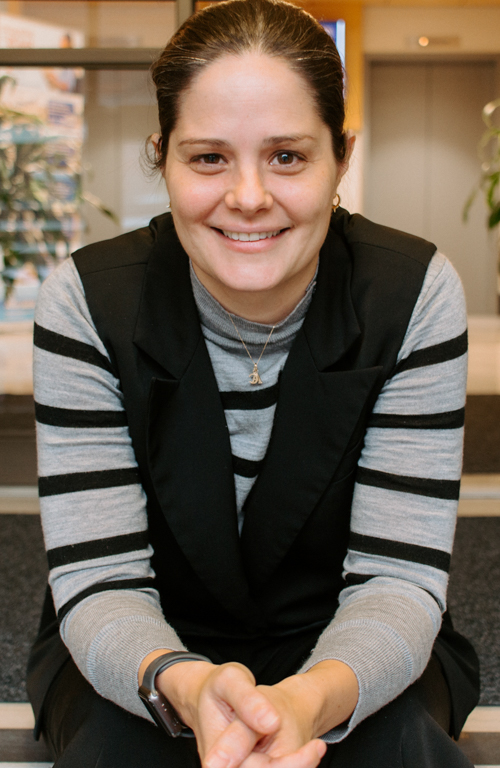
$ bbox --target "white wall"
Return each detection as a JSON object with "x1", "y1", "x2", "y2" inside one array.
[
  {"x1": 362, "y1": 7, "x2": 500, "y2": 315},
  {"x1": 365, "y1": 7, "x2": 500, "y2": 55},
  {"x1": 365, "y1": 61, "x2": 497, "y2": 314}
]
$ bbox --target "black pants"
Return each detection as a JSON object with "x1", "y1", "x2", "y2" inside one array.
[{"x1": 40, "y1": 654, "x2": 473, "y2": 768}]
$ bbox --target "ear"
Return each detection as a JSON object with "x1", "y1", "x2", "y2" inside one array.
[
  {"x1": 335, "y1": 133, "x2": 356, "y2": 186},
  {"x1": 151, "y1": 132, "x2": 167, "y2": 175},
  {"x1": 151, "y1": 132, "x2": 161, "y2": 155},
  {"x1": 345, "y1": 133, "x2": 356, "y2": 164}
]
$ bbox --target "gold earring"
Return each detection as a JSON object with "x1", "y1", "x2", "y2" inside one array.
[{"x1": 332, "y1": 194, "x2": 341, "y2": 212}]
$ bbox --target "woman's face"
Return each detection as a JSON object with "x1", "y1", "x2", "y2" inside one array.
[{"x1": 164, "y1": 52, "x2": 344, "y2": 320}]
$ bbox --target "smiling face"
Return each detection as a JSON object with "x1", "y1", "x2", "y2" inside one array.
[{"x1": 164, "y1": 52, "x2": 344, "y2": 323}]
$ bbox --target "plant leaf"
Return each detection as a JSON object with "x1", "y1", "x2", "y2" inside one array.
[
  {"x1": 81, "y1": 191, "x2": 119, "y2": 223},
  {"x1": 488, "y1": 205, "x2": 500, "y2": 229},
  {"x1": 463, "y1": 188, "x2": 478, "y2": 222},
  {"x1": 483, "y1": 98, "x2": 500, "y2": 128}
]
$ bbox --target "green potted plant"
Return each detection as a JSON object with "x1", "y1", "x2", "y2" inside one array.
[{"x1": 464, "y1": 98, "x2": 500, "y2": 232}]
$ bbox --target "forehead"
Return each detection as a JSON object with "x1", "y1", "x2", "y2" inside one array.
[{"x1": 173, "y1": 52, "x2": 325, "y2": 139}]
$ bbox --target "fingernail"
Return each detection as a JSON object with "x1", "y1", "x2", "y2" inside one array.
[
  {"x1": 257, "y1": 709, "x2": 279, "y2": 730},
  {"x1": 206, "y1": 751, "x2": 230, "y2": 768}
]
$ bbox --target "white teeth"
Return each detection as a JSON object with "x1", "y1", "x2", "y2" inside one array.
[{"x1": 222, "y1": 230, "x2": 281, "y2": 241}]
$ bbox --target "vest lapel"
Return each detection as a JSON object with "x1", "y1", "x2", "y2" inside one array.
[
  {"x1": 240, "y1": 228, "x2": 382, "y2": 590},
  {"x1": 134, "y1": 220, "x2": 263, "y2": 625}
]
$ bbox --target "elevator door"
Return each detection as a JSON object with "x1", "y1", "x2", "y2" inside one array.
[{"x1": 366, "y1": 62, "x2": 496, "y2": 314}]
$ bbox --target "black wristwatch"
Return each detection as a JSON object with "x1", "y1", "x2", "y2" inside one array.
[{"x1": 138, "y1": 651, "x2": 211, "y2": 737}]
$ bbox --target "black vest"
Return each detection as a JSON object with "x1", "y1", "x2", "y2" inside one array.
[{"x1": 28, "y1": 209, "x2": 479, "y2": 737}]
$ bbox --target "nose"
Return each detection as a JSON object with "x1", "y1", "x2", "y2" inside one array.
[{"x1": 224, "y1": 166, "x2": 273, "y2": 213}]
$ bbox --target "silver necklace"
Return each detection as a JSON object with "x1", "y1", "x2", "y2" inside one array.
[{"x1": 228, "y1": 314, "x2": 276, "y2": 385}]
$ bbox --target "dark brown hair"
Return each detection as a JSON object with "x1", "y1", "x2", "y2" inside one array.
[{"x1": 149, "y1": 0, "x2": 347, "y2": 168}]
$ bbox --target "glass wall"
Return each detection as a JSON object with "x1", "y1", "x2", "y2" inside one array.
[
  {"x1": 0, "y1": 2, "x2": 175, "y2": 389},
  {"x1": 82, "y1": 69, "x2": 168, "y2": 246},
  {"x1": 0, "y1": 65, "x2": 167, "y2": 325},
  {"x1": 0, "y1": 0, "x2": 176, "y2": 325}
]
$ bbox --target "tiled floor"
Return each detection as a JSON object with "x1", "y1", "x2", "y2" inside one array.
[{"x1": 1, "y1": 315, "x2": 500, "y2": 766}]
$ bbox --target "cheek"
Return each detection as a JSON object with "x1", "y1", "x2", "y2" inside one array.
[
  {"x1": 174, "y1": 178, "x2": 226, "y2": 221},
  {"x1": 270, "y1": 171, "x2": 336, "y2": 219}
]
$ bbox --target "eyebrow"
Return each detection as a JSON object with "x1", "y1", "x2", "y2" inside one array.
[
  {"x1": 264, "y1": 134, "x2": 315, "y2": 147},
  {"x1": 178, "y1": 134, "x2": 315, "y2": 148}
]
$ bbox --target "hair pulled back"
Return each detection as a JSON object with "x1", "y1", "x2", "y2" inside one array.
[{"x1": 150, "y1": 0, "x2": 347, "y2": 167}]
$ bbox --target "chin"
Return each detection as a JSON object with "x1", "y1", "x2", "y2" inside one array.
[
  {"x1": 219, "y1": 266, "x2": 286, "y2": 294},
  {"x1": 220, "y1": 276, "x2": 280, "y2": 295}
]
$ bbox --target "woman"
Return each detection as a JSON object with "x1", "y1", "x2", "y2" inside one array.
[{"x1": 27, "y1": 1, "x2": 479, "y2": 766}]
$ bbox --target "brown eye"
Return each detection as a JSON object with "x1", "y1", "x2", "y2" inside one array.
[{"x1": 276, "y1": 152, "x2": 295, "y2": 165}]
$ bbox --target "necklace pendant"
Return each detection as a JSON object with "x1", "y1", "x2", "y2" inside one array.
[{"x1": 249, "y1": 363, "x2": 263, "y2": 385}]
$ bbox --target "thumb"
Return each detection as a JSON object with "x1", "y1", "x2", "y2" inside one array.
[{"x1": 213, "y1": 666, "x2": 280, "y2": 735}]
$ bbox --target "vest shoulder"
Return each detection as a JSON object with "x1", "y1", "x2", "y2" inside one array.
[
  {"x1": 331, "y1": 209, "x2": 436, "y2": 267},
  {"x1": 73, "y1": 213, "x2": 176, "y2": 276}
]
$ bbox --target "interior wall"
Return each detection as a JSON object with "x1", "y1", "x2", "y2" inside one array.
[
  {"x1": 362, "y1": 8, "x2": 500, "y2": 316},
  {"x1": 365, "y1": 7, "x2": 500, "y2": 54},
  {"x1": 365, "y1": 61, "x2": 497, "y2": 315}
]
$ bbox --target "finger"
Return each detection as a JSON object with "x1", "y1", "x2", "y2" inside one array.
[
  {"x1": 246, "y1": 739, "x2": 326, "y2": 768},
  {"x1": 269, "y1": 739, "x2": 327, "y2": 768},
  {"x1": 212, "y1": 666, "x2": 280, "y2": 735},
  {"x1": 204, "y1": 717, "x2": 259, "y2": 768}
]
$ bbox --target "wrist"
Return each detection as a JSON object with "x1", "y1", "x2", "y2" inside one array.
[
  {"x1": 156, "y1": 659, "x2": 215, "y2": 727},
  {"x1": 305, "y1": 660, "x2": 359, "y2": 736},
  {"x1": 275, "y1": 660, "x2": 359, "y2": 738},
  {"x1": 273, "y1": 673, "x2": 322, "y2": 741}
]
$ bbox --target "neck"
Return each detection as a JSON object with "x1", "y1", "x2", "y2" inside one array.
[{"x1": 191, "y1": 259, "x2": 318, "y2": 325}]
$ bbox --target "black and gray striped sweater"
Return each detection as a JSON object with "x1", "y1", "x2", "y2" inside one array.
[{"x1": 33, "y1": 249, "x2": 467, "y2": 742}]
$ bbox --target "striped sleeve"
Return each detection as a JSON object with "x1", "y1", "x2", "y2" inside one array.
[
  {"x1": 299, "y1": 252, "x2": 467, "y2": 741},
  {"x1": 34, "y1": 257, "x2": 186, "y2": 719}
]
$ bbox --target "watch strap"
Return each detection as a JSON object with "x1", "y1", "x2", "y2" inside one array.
[
  {"x1": 139, "y1": 651, "x2": 211, "y2": 738},
  {"x1": 142, "y1": 651, "x2": 212, "y2": 690}
]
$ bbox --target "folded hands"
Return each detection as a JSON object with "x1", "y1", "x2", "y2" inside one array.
[{"x1": 154, "y1": 657, "x2": 359, "y2": 768}]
